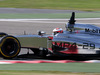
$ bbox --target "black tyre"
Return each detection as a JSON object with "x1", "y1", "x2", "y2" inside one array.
[
  {"x1": 0, "y1": 35, "x2": 21, "y2": 59},
  {"x1": 0, "y1": 32, "x2": 8, "y2": 37}
]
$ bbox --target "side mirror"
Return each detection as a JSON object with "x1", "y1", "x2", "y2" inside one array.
[{"x1": 38, "y1": 31, "x2": 46, "y2": 36}]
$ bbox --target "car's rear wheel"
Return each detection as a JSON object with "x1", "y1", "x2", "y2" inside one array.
[
  {"x1": 0, "y1": 32, "x2": 8, "y2": 37},
  {"x1": 0, "y1": 35, "x2": 21, "y2": 59}
]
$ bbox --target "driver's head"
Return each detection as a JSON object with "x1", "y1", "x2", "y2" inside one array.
[{"x1": 53, "y1": 28, "x2": 63, "y2": 35}]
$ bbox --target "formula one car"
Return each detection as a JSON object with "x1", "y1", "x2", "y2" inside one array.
[{"x1": 0, "y1": 12, "x2": 100, "y2": 59}]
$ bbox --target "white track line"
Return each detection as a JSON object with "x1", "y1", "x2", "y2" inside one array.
[
  {"x1": 0, "y1": 18, "x2": 100, "y2": 21},
  {"x1": 0, "y1": 19, "x2": 100, "y2": 24}
]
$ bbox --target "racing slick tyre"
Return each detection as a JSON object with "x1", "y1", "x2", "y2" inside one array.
[
  {"x1": 0, "y1": 32, "x2": 8, "y2": 37},
  {"x1": 0, "y1": 35, "x2": 21, "y2": 59}
]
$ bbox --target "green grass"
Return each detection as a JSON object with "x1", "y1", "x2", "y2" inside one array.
[
  {"x1": 0, "y1": 63, "x2": 100, "y2": 73},
  {"x1": 0, "y1": 0, "x2": 100, "y2": 11},
  {"x1": 0, "y1": 70, "x2": 100, "y2": 75},
  {"x1": 0, "y1": 13, "x2": 100, "y2": 19}
]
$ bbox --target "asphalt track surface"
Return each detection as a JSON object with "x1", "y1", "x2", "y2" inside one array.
[
  {"x1": 0, "y1": 18, "x2": 100, "y2": 60},
  {"x1": 0, "y1": 8, "x2": 89, "y2": 13}
]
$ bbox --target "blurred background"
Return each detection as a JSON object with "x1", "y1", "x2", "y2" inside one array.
[{"x1": 0, "y1": 0, "x2": 100, "y2": 19}]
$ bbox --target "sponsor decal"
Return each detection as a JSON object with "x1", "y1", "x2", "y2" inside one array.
[
  {"x1": 52, "y1": 42, "x2": 78, "y2": 54},
  {"x1": 52, "y1": 42, "x2": 76, "y2": 48},
  {"x1": 85, "y1": 28, "x2": 100, "y2": 33},
  {"x1": 52, "y1": 42, "x2": 96, "y2": 50}
]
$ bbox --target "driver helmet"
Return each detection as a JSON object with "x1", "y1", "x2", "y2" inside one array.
[{"x1": 53, "y1": 28, "x2": 63, "y2": 35}]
